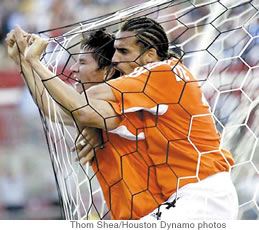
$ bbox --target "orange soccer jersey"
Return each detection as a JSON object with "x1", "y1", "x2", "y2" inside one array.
[
  {"x1": 92, "y1": 58, "x2": 234, "y2": 220},
  {"x1": 91, "y1": 112, "x2": 167, "y2": 220}
]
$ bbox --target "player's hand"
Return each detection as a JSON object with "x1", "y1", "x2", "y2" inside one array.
[
  {"x1": 24, "y1": 33, "x2": 48, "y2": 61},
  {"x1": 11, "y1": 25, "x2": 29, "y2": 55},
  {"x1": 13, "y1": 25, "x2": 48, "y2": 62},
  {"x1": 72, "y1": 127, "x2": 102, "y2": 165},
  {"x1": 5, "y1": 29, "x2": 20, "y2": 64}
]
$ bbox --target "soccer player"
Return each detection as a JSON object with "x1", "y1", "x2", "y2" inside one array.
[
  {"x1": 5, "y1": 27, "x2": 117, "y2": 164},
  {"x1": 7, "y1": 17, "x2": 238, "y2": 220}
]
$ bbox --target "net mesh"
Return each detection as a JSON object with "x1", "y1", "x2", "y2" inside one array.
[{"x1": 19, "y1": 0, "x2": 258, "y2": 220}]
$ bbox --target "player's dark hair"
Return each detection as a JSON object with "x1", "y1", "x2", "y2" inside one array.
[
  {"x1": 121, "y1": 17, "x2": 181, "y2": 60},
  {"x1": 80, "y1": 29, "x2": 115, "y2": 70}
]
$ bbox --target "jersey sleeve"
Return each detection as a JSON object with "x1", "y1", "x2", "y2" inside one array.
[{"x1": 106, "y1": 100, "x2": 145, "y2": 141}]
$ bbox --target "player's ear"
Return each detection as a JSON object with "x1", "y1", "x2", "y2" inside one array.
[{"x1": 145, "y1": 48, "x2": 158, "y2": 63}]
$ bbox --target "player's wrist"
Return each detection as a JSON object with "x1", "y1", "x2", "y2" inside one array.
[{"x1": 26, "y1": 56, "x2": 41, "y2": 66}]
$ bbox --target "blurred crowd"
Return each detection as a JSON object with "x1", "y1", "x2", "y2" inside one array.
[{"x1": 0, "y1": 0, "x2": 144, "y2": 70}]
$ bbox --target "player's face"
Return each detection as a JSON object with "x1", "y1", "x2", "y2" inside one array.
[
  {"x1": 112, "y1": 31, "x2": 147, "y2": 75},
  {"x1": 70, "y1": 48, "x2": 107, "y2": 93}
]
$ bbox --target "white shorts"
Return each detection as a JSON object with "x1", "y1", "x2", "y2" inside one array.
[{"x1": 141, "y1": 172, "x2": 239, "y2": 220}]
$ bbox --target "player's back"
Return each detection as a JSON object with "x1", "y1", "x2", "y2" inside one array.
[
  {"x1": 97, "y1": 58, "x2": 234, "y2": 218},
  {"x1": 140, "y1": 58, "x2": 234, "y2": 198}
]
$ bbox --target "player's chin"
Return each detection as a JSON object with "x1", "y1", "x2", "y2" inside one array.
[{"x1": 119, "y1": 66, "x2": 134, "y2": 75}]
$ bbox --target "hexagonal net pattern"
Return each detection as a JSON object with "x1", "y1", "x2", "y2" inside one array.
[{"x1": 18, "y1": 0, "x2": 258, "y2": 220}]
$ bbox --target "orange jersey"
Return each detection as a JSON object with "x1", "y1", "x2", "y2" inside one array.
[
  {"x1": 92, "y1": 112, "x2": 167, "y2": 220},
  {"x1": 92, "y1": 58, "x2": 234, "y2": 220}
]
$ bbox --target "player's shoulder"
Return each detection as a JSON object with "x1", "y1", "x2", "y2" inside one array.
[
  {"x1": 144, "y1": 57, "x2": 182, "y2": 72},
  {"x1": 126, "y1": 58, "x2": 177, "y2": 77},
  {"x1": 118, "y1": 58, "x2": 183, "y2": 79}
]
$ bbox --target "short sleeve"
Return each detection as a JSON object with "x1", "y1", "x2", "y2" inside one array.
[{"x1": 106, "y1": 98, "x2": 146, "y2": 141}]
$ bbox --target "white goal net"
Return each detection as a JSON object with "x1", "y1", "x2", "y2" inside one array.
[{"x1": 21, "y1": 0, "x2": 259, "y2": 220}]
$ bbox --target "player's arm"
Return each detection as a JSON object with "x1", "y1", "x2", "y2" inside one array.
[
  {"x1": 5, "y1": 28, "x2": 74, "y2": 126},
  {"x1": 14, "y1": 26, "x2": 120, "y2": 130}
]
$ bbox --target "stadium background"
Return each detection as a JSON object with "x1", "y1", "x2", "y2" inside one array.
[{"x1": 0, "y1": 0, "x2": 258, "y2": 220}]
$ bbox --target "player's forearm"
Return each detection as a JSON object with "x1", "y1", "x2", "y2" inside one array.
[
  {"x1": 19, "y1": 56, "x2": 73, "y2": 125},
  {"x1": 28, "y1": 58, "x2": 85, "y2": 114},
  {"x1": 27, "y1": 58, "x2": 120, "y2": 130},
  {"x1": 19, "y1": 56, "x2": 51, "y2": 115}
]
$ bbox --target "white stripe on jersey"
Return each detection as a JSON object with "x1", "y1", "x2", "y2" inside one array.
[
  {"x1": 123, "y1": 104, "x2": 168, "y2": 115},
  {"x1": 109, "y1": 125, "x2": 145, "y2": 141}
]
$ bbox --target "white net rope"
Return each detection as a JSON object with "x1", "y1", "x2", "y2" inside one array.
[{"x1": 22, "y1": 0, "x2": 258, "y2": 220}]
